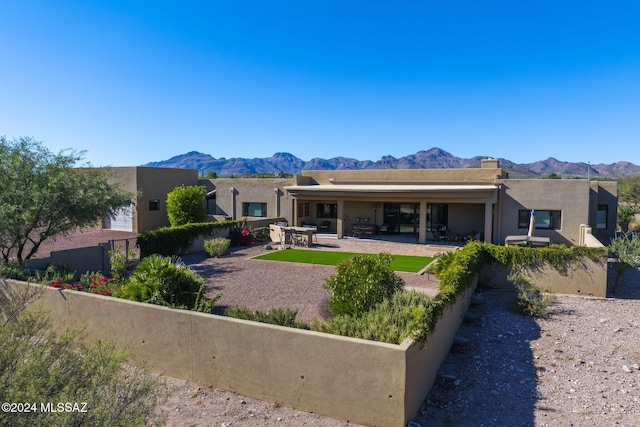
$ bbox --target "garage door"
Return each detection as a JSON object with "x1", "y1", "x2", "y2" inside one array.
[{"x1": 104, "y1": 203, "x2": 133, "y2": 231}]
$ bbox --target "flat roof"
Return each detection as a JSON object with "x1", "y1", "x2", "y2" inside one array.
[{"x1": 284, "y1": 184, "x2": 499, "y2": 193}]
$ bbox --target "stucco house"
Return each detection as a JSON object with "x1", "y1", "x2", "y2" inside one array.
[
  {"x1": 208, "y1": 159, "x2": 617, "y2": 246},
  {"x1": 103, "y1": 166, "x2": 199, "y2": 233}
]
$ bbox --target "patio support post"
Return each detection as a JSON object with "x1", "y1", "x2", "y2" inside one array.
[
  {"x1": 230, "y1": 187, "x2": 236, "y2": 220},
  {"x1": 337, "y1": 199, "x2": 344, "y2": 239},
  {"x1": 484, "y1": 200, "x2": 493, "y2": 243},
  {"x1": 419, "y1": 200, "x2": 427, "y2": 243}
]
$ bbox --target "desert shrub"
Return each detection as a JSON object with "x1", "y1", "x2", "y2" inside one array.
[
  {"x1": 204, "y1": 237, "x2": 231, "y2": 257},
  {"x1": 166, "y1": 185, "x2": 207, "y2": 227},
  {"x1": 225, "y1": 307, "x2": 310, "y2": 330},
  {"x1": 318, "y1": 291, "x2": 441, "y2": 344},
  {"x1": 323, "y1": 253, "x2": 404, "y2": 317},
  {"x1": 0, "y1": 287, "x2": 165, "y2": 427},
  {"x1": 38, "y1": 263, "x2": 75, "y2": 284},
  {"x1": 108, "y1": 243, "x2": 136, "y2": 279},
  {"x1": 0, "y1": 261, "x2": 31, "y2": 281},
  {"x1": 510, "y1": 273, "x2": 556, "y2": 317},
  {"x1": 118, "y1": 254, "x2": 218, "y2": 312}
]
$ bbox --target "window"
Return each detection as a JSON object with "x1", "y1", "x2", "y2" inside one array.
[
  {"x1": 242, "y1": 202, "x2": 267, "y2": 217},
  {"x1": 518, "y1": 210, "x2": 561, "y2": 230},
  {"x1": 149, "y1": 199, "x2": 160, "y2": 211},
  {"x1": 596, "y1": 205, "x2": 608, "y2": 229},
  {"x1": 316, "y1": 203, "x2": 338, "y2": 219},
  {"x1": 298, "y1": 202, "x2": 310, "y2": 218}
]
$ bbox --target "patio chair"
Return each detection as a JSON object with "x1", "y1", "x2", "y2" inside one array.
[
  {"x1": 280, "y1": 228, "x2": 293, "y2": 249},
  {"x1": 432, "y1": 230, "x2": 447, "y2": 244},
  {"x1": 319, "y1": 220, "x2": 331, "y2": 232},
  {"x1": 447, "y1": 231, "x2": 460, "y2": 244},
  {"x1": 291, "y1": 230, "x2": 308, "y2": 247}
]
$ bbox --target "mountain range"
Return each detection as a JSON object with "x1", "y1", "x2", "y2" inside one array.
[{"x1": 145, "y1": 147, "x2": 640, "y2": 179}]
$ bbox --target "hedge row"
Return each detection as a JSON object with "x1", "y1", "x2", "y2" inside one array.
[{"x1": 137, "y1": 221, "x2": 240, "y2": 257}]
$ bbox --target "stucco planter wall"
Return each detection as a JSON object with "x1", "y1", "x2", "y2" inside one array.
[
  {"x1": 478, "y1": 258, "x2": 607, "y2": 297},
  {"x1": 2, "y1": 279, "x2": 476, "y2": 427}
]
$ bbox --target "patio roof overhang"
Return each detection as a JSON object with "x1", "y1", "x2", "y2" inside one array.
[{"x1": 284, "y1": 184, "x2": 500, "y2": 201}]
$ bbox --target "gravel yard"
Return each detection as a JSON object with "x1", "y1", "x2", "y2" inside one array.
[{"x1": 162, "y1": 248, "x2": 640, "y2": 427}]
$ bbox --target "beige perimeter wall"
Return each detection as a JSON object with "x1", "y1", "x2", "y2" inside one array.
[
  {"x1": 479, "y1": 257, "x2": 608, "y2": 297},
  {"x1": 2, "y1": 280, "x2": 475, "y2": 427}
]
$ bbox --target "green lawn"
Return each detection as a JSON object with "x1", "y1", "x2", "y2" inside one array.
[{"x1": 253, "y1": 249, "x2": 433, "y2": 273}]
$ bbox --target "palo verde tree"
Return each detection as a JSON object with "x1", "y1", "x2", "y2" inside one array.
[
  {"x1": 166, "y1": 185, "x2": 207, "y2": 226},
  {"x1": 0, "y1": 136, "x2": 132, "y2": 263}
]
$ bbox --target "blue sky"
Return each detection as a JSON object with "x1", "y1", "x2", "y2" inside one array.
[{"x1": 1, "y1": 1, "x2": 639, "y2": 167}]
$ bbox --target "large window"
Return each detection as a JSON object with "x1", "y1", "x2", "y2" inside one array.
[
  {"x1": 316, "y1": 203, "x2": 337, "y2": 219},
  {"x1": 242, "y1": 202, "x2": 267, "y2": 217},
  {"x1": 597, "y1": 205, "x2": 608, "y2": 229},
  {"x1": 518, "y1": 210, "x2": 561, "y2": 230}
]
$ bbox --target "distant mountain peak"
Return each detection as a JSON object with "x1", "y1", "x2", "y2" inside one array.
[{"x1": 144, "y1": 148, "x2": 640, "y2": 178}]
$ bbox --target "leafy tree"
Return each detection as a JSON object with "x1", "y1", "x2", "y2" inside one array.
[
  {"x1": 0, "y1": 137, "x2": 132, "y2": 263},
  {"x1": 618, "y1": 175, "x2": 640, "y2": 208},
  {"x1": 609, "y1": 232, "x2": 640, "y2": 292},
  {"x1": 323, "y1": 253, "x2": 404, "y2": 317},
  {"x1": 545, "y1": 173, "x2": 562, "y2": 179},
  {"x1": 165, "y1": 185, "x2": 207, "y2": 227},
  {"x1": 618, "y1": 205, "x2": 636, "y2": 231}
]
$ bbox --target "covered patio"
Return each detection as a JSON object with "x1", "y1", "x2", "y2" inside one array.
[{"x1": 284, "y1": 183, "x2": 499, "y2": 244}]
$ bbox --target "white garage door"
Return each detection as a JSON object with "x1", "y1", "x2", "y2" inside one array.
[{"x1": 105, "y1": 203, "x2": 133, "y2": 231}]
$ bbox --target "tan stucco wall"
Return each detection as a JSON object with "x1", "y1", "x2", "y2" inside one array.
[
  {"x1": 2, "y1": 279, "x2": 476, "y2": 427},
  {"x1": 107, "y1": 167, "x2": 199, "y2": 233},
  {"x1": 135, "y1": 167, "x2": 199, "y2": 232},
  {"x1": 209, "y1": 178, "x2": 294, "y2": 220},
  {"x1": 25, "y1": 244, "x2": 111, "y2": 279},
  {"x1": 478, "y1": 257, "x2": 608, "y2": 297},
  {"x1": 301, "y1": 167, "x2": 504, "y2": 184},
  {"x1": 497, "y1": 179, "x2": 593, "y2": 246}
]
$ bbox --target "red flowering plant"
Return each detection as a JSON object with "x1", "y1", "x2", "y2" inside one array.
[
  {"x1": 229, "y1": 221, "x2": 270, "y2": 247},
  {"x1": 49, "y1": 272, "x2": 116, "y2": 296}
]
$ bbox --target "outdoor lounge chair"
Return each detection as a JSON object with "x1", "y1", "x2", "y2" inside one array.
[{"x1": 319, "y1": 220, "x2": 331, "y2": 232}]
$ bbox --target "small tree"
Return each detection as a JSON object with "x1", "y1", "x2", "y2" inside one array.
[
  {"x1": 0, "y1": 137, "x2": 132, "y2": 263},
  {"x1": 618, "y1": 205, "x2": 637, "y2": 232},
  {"x1": 324, "y1": 253, "x2": 404, "y2": 317},
  {"x1": 609, "y1": 232, "x2": 640, "y2": 292},
  {"x1": 166, "y1": 185, "x2": 207, "y2": 227}
]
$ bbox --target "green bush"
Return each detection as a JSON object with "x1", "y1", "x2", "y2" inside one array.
[
  {"x1": 0, "y1": 261, "x2": 31, "y2": 281},
  {"x1": 38, "y1": 263, "x2": 76, "y2": 284},
  {"x1": 510, "y1": 273, "x2": 557, "y2": 317},
  {"x1": 108, "y1": 243, "x2": 136, "y2": 279},
  {"x1": 118, "y1": 254, "x2": 218, "y2": 312},
  {"x1": 204, "y1": 237, "x2": 231, "y2": 257},
  {"x1": 138, "y1": 221, "x2": 239, "y2": 257},
  {"x1": 225, "y1": 307, "x2": 310, "y2": 330},
  {"x1": 0, "y1": 288, "x2": 165, "y2": 427},
  {"x1": 323, "y1": 253, "x2": 404, "y2": 317},
  {"x1": 166, "y1": 185, "x2": 207, "y2": 227},
  {"x1": 318, "y1": 291, "x2": 441, "y2": 344}
]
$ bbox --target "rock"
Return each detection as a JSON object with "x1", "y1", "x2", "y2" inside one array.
[
  {"x1": 454, "y1": 335, "x2": 470, "y2": 345},
  {"x1": 622, "y1": 365, "x2": 633, "y2": 373}
]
